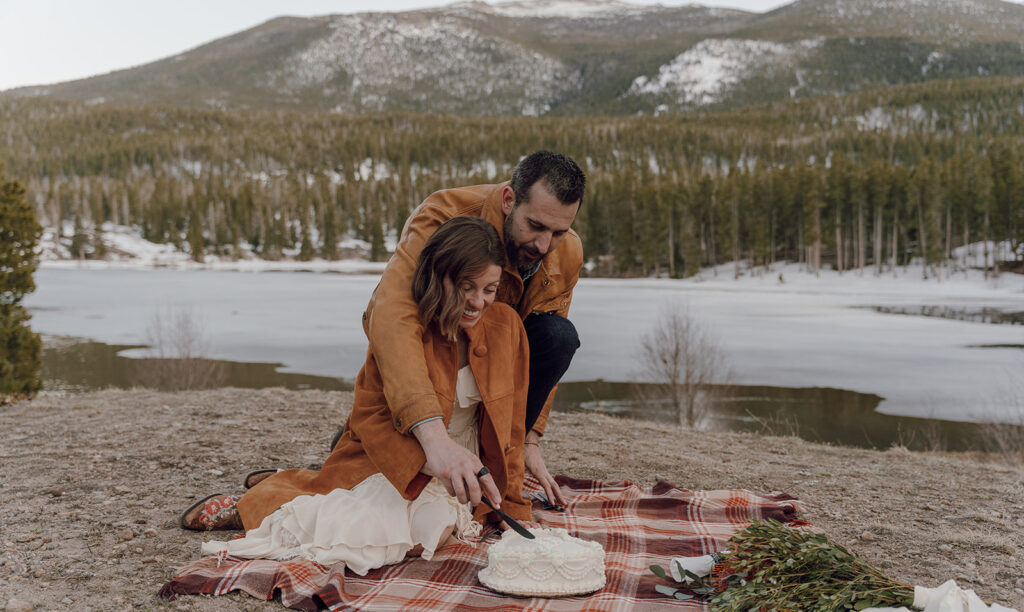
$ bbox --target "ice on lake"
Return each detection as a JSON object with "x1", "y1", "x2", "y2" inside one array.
[{"x1": 25, "y1": 262, "x2": 1024, "y2": 424}]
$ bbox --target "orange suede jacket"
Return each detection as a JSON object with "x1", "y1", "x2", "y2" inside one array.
[
  {"x1": 236, "y1": 302, "x2": 532, "y2": 528},
  {"x1": 363, "y1": 181, "x2": 583, "y2": 438}
]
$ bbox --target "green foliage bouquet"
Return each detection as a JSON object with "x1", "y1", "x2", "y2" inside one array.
[{"x1": 652, "y1": 519, "x2": 915, "y2": 611}]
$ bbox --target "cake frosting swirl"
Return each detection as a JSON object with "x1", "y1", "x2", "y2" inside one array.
[{"x1": 478, "y1": 527, "x2": 606, "y2": 597}]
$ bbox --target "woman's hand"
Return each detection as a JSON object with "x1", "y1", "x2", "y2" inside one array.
[
  {"x1": 412, "y1": 419, "x2": 501, "y2": 508},
  {"x1": 523, "y1": 432, "x2": 566, "y2": 507}
]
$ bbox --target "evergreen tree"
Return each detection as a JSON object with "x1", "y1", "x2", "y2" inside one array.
[
  {"x1": 368, "y1": 202, "x2": 386, "y2": 262},
  {"x1": 298, "y1": 214, "x2": 315, "y2": 262},
  {"x1": 187, "y1": 210, "x2": 205, "y2": 263},
  {"x1": 320, "y1": 205, "x2": 339, "y2": 260},
  {"x1": 5, "y1": 79, "x2": 1024, "y2": 277},
  {"x1": 0, "y1": 171, "x2": 43, "y2": 399},
  {"x1": 92, "y1": 224, "x2": 108, "y2": 259}
]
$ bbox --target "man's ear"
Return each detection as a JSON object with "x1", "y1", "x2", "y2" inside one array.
[{"x1": 501, "y1": 186, "x2": 515, "y2": 216}]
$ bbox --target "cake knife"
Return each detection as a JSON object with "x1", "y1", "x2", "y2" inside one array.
[{"x1": 481, "y1": 497, "x2": 535, "y2": 539}]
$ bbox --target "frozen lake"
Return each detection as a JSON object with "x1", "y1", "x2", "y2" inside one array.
[{"x1": 25, "y1": 264, "x2": 1024, "y2": 424}]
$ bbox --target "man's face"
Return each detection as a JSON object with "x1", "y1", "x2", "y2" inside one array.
[{"x1": 501, "y1": 181, "x2": 580, "y2": 273}]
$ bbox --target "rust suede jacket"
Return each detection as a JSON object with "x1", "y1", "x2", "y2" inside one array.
[
  {"x1": 362, "y1": 181, "x2": 583, "y2": 438},
  {"x1": 236, "y1": 302, "x2": 532, "y2": 529}
]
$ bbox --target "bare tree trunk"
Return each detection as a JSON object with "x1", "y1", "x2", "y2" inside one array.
[
  {"x1": 858, "y1": 201, "x2": 865, "y2": 274},
  {"x1": 944, "y1": 205, "x2": 952, "y2": 279},
  {"x1": 638, "y1": 304, "x2": 731, "y2": 430},
  {"x1": 918, "y1": 202, "x2": 928, "y2": 280},
  {"x1": 891, "y1": 220, "x2": 898, "y2": 277},
  {"x1": 709, "y1": 199, "x2": 717, "y2": 270},
  {"x1": 962, "y1": 222, "x2": 969, "y2": 279},
  {"x1": 798, "y1": 216, "x2": 804, "y2": 270},
  {"x1": 984, "y1": 209, "x2": 991, "y2": 280},
  {"x1": 732, "y1": 196, "x2": 740, "y2": 280},
  {"x1": 668, "y1": 208, "x2": 675, "y2": 278},
  {"x1": 874, "y1": 206, "x2": 883, "y2": 276},
  {"x1": 699, "y1": 223, "x2": 707, "y2": 266},
  {"x1": 835, "y1": 208, "x2": 843, "y2": 274},
  {"x1": 814, "y1": 208, "x2": 822, "y2": 277},
  {"x1": 848, "y1": 229, "x2": 853, "y2": 276},
  {"x1": 770, "y1": 209, "x2": 776, "y2": 272}
]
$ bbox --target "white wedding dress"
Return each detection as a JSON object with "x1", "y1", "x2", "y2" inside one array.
[{"x1": 202, "y1": 366, "x2": 484, "y2": 575}]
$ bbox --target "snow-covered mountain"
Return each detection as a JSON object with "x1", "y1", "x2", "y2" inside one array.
[{"x1": 8, "y1": 0, "x2": 1024, "y2": 115}]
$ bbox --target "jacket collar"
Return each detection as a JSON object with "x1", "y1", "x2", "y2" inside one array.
[{"x1": 480, "y1": 182, "x2": 508, "y2": 235}]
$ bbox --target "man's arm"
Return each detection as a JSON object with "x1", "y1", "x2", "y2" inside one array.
[{"x1": 363, "y1": 199, "x2": 452, "y2": 434}]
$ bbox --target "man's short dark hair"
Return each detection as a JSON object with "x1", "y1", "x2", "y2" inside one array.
[{"x1": 510, "y1": 151, "x2": 586, "y2": 208}]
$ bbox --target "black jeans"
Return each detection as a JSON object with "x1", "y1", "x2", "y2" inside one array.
[{"x1": 523, "y1": 313, "x2": 580, "y2": 433}]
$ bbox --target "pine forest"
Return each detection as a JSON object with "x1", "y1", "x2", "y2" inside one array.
[{"x1": 2, "y1": 76, "x2": 1023, "y2": 278}]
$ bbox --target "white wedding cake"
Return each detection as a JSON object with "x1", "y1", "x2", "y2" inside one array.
[{"x1": 478, "y1": 527, "x2": 606, "y2": 597}]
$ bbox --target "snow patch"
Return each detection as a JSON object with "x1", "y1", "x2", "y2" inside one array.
[
  {"x1": 921, "y1": 50, "x2": 945, "y2": 76},
  {"x1": 853, "y1": 104, "x2": 933, "y2": 132},
  {"x1": 482, "y1": 0, "x2": 641, "y2": 18},
  {"x1": 37, "y1": 223, "x2": 387, "y2": 273},
  {"x1": 628, "y1": 38, "x2": 822, "y2": 105}
]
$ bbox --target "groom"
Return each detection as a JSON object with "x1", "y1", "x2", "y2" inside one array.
[{"x1": 363, "y1": 150, "x2": 585, "y2": 510}]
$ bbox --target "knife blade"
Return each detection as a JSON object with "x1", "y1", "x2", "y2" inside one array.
[{"x1": 480, "y1": 497, "x2": 535, "y2": 539}]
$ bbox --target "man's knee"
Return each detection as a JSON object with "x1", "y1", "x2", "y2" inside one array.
[{"x1": 524, "y1": 313, "x2": 580, "y2": 360}]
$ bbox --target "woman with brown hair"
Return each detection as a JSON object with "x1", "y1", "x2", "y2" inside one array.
[{"x1": 180, "y1": 217, "x2": 531, "y2": 573}]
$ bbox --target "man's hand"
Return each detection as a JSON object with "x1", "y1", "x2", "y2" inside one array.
[
  {"x1": 523, "y1": 430, "x2": 566, "y2": 506},
  {"x1": 413, "y1": 419, "x2": 501, "y2": 507}
]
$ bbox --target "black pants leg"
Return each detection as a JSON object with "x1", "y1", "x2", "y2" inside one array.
[{"x1": 523, "y1": 313, "x2": 580, "y2": 433}]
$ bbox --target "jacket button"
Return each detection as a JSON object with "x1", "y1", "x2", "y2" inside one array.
[
  {"x1": 543, "y1": 279, "x2": 551, "y2": 286},
  {"x1": 395, "y1": 418, "x2": 402, "y2": 429},
  {"x1": 561, "y1": 301, "x2": 567, "y2": 307},
  {"x1": 474, "y1": 346, "x2": 487, "y2": 357}
]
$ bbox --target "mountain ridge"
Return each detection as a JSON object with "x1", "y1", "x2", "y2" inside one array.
[{"x1": 7, "y1": 0, "x2": 1024, "y2": 115}]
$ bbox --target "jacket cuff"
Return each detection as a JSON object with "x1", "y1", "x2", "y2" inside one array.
[{"x1": 389, "y1": 393, "x2": 445, "y2": 434}]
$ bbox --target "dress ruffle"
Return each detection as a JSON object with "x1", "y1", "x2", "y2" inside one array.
[{"x1": 202, "y1": 474, "x2": 480, "y2": 575}]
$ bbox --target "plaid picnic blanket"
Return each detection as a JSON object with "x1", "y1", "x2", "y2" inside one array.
[{"x1": 159, "y1": 475, "x2": 804, "y2": 611}]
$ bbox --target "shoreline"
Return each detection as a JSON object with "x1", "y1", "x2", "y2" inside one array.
[{"x1": 1, "y1": 388, "x2": 1021, "y2": 610}]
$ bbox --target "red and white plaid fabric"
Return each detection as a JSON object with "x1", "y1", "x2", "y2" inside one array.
[{"x1": 160, "y1": 476, "x2": 804, "y2": 611}]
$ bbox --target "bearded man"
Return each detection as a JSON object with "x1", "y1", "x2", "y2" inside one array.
[{"x1": 362, "y1": 150, "x2": 584, "y2": 508}]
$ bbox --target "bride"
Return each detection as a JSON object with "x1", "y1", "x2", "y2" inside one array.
[{"x1": 180, "y1": 216, "x2": 531, "y2": 574}]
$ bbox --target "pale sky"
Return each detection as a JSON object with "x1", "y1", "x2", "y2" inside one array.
[{"x1": 0, "y1": 0, "x2": 796, "y2": 90}]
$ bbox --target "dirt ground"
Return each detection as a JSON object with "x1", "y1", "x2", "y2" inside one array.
[{"x1": 1, "y1": 388, "x2": 1022, "y2": 611}]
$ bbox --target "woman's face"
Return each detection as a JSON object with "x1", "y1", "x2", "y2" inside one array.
[{"x1": 446, "y1": 264, "x2": 502, "y2": 330}]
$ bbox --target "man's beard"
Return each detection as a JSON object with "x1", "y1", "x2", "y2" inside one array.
[{"x1": 503, "y1": 214, "x2": 541, "y2": 273}]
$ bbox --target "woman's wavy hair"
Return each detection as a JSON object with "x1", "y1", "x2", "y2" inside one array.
[{"x1": 412, "y1": 217, "x2": 506, "y2": 341}]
